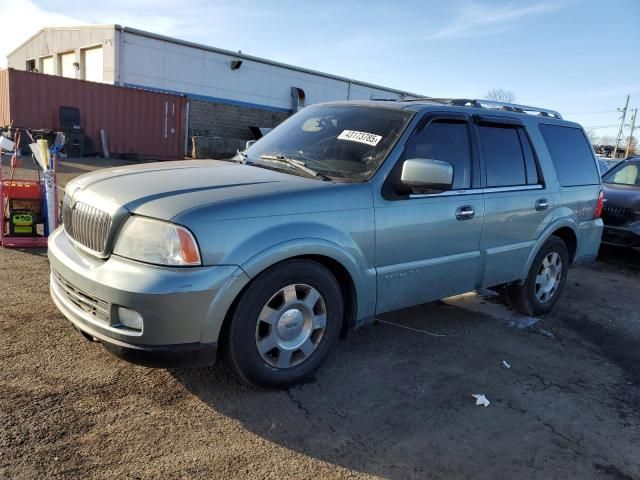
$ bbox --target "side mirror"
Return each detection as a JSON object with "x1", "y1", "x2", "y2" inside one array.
[
  {"x1": 245, "y1": 140, "x2": 256, "y2": 150},
  {"x1": 401, "y1": 158, "x2": 454, "y2": 192}
]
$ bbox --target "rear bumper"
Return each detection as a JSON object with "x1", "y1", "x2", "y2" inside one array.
[
  {"x1": 601, "y1": 225, "x2": 640, "y2": 248},
  {"x1": 573, "y1": 218, "x2": 604, "y2": 265}
]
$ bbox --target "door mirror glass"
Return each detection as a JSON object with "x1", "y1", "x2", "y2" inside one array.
[{"x1": 401, "y1": 158, "x2": 454, "y2": 192}]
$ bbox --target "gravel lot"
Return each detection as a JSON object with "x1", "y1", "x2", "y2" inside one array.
[{"x1": 1, "y1": 157, "x2": 639, "y2": 479}]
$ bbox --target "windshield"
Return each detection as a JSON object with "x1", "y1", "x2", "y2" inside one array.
[
  {"x1": 242, "y1": 105, "x2": 413, "y2": 181},
  {"x1": 603, "y1": 160, "x2": 640, "y2": 186}
]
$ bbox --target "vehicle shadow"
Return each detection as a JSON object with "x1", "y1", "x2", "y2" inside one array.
[
  {"x1": 598, "y1": 244, "x2": 640, "y2": 270},
  {"x1": 169, "y1": 301, "x2": 580, "y2": 479}
]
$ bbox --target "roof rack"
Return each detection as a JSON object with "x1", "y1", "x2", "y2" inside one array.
[{"x1": 400, "y1": 97, "x2": 563, "y2": 119}]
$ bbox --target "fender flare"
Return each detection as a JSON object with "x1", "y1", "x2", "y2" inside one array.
[
  {"x1": 201, "y1": 238, "x2": 376, "y2": 342},
  {"x1": 240, "y1": 238, "x2": 375, "y2": 322},
  {"x1": 518, "y1": 218, "x2": 578, "y2": 284}
]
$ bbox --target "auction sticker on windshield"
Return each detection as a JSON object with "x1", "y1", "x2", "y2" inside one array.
[{"x1": 337, "y1": 130, "x2": 382, "y2": 147}]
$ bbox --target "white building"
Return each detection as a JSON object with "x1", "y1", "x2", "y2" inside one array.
[{"x1": 7, "y1": 25, "x2": 420, "y2": 152}]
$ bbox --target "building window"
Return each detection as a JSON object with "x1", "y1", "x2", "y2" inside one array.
[
  {"x1": 40, "y1": 56, "x2": 54, "y2": 75},
  {"x1": 26, "y1": 59, "x2": 37, "y2": 72},
  {"x1": 82, "y1": 46, "x2": 103, "y2": 83},
  {"x1": 60, "y1": 52, "x2": 76, "y2": 79}
]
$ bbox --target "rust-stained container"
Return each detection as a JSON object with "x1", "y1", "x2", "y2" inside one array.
[{"x1": 0, "y1": 69, "x2": 186, "y2": 159}]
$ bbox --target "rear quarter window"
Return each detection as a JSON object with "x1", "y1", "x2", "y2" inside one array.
[{"x1": 539, "y1": 124, "x2": 600, "y2": 187}]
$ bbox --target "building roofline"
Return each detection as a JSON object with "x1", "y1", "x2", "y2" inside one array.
[
  {"x1": 6, "y1": 25, "x2": 116, "y2": 57},
  {"x1": 8, "y1": 24, "x2": 422, "y2": 97},
  {"x1": 113, "y1": 25, "x2": 422, "y2": 97}
]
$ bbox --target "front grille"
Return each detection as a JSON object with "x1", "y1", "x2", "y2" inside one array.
[
  {"x1": 52, "y1": 270, "x2": 110, "y2": 323},
  {"x1": 602, "y1": 206, "x2": 640, "y2": 226},
  {"x1": 62, "y1": 198, "x2": 112, "y2": 254}
]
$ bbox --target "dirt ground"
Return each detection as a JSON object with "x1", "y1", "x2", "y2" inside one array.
[{"x1": 1, "y1": 157, "x2": 639, "y2": 479}]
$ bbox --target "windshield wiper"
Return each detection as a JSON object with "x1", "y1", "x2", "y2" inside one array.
[{"x1": 259, "y1": 154, "x2": 331, "y2": 180}]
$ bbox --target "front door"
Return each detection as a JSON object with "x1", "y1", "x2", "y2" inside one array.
[{"x1": 374, "y1": 113, "x2": 485, "y2": 314}]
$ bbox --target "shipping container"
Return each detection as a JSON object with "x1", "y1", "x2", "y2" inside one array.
[{"x1": 0, "y1": 68, "x2": 186, "y2": 160}]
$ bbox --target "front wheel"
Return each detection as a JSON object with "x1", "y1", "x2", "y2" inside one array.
[
  {"x1": 505, "y1": 236, "x2": 569, "y2": 316},
  {"x1": 224, "y1": 260, "x2": 343, "y2": 388}
]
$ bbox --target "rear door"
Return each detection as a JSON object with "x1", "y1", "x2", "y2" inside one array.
[{"x1": 475, "y1": 116, "x2": 550, "y2": 287}]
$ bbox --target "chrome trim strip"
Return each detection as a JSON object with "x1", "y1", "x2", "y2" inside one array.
[
  {"x1": 409, "y1": 189, "x2": 481, "y2": 199},
  {"x1": 409, "y1": 184, "x2": 543, "y2": 199},
  {"x1": 482, "y1": 185, "x2": 544, "y2": 193}
]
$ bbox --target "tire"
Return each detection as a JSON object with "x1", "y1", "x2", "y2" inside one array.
[
  {"x1": 505, "y1": 236, "x2": 569, "y2": 316},
  {"x1": 224, "y1": 259, "x2": 343, "y2": 388}
]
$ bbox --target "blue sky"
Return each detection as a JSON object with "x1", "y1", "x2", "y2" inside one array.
[{"x1": 1, "y1": 0, "x2": 639, "y2": 140}]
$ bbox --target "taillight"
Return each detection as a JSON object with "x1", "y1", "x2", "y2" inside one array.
[{"x1": 594, "y1": 190, "x2": 605, "y2": 219}]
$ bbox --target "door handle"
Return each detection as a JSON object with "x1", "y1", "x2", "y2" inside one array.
[
  {"x1": 455, "y1": 205, "x2": 475, "y2": 220},
  {"x1": 535, "y1": 199, "x2": 549, "y2": 211}
]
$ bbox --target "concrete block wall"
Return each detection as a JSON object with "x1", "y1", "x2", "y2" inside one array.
[
  {"x1": 188, "y1": 99, "x2": 291, "y2": 158},
  {"x1": 188, "y1": 99, "x2": 290, "y2": 140}
]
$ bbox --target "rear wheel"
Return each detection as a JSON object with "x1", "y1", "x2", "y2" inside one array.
[
  {"x1": 505, "y1": 236, "x2": 569, "y2": 316},
  {"x1": 224, "y1": 260, "x2": 343, "y2": 388}
]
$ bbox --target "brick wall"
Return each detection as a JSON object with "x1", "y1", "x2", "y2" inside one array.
[{"x1": 188, "y1": 99, "x2": 290, "y2": 141}]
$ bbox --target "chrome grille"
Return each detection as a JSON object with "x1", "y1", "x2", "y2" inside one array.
[
  {"x1": 602, "y1": 206, "x2": 640, "y2": 226},
  {"x1": 62, "y1": 199, "x2": 112, "y2": 254},
  {"x1": 52, "y1": 270, "x2": 110, "y2": 323}
]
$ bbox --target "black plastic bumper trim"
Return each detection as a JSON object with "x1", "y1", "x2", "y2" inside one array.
[{"x1": 96, "y1": 336, "x2": 218, "y2": 369}]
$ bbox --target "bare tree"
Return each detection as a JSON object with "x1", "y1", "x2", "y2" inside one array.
[
  {"x1": 485, "y1": 88, "x2": 516, "y2": 103},
  {"x1": 600, "y1": 135, "x2": 615, "y2": 146},
  {"x1": 626, "y1": 136, "x2": 638, "y2": 156},
  {"x1": 585, "y1": 127, "x2": 599, "y2": 144}
]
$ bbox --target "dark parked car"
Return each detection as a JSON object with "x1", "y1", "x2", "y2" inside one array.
[{"x1": 601, "y1": 157, "x2": 640, "y2": 247}]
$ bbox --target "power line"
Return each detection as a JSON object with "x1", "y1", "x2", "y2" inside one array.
[{"x1": 564, "y1": 110, "x2": 619, "y2": 114}]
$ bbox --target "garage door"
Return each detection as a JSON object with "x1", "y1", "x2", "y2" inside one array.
[
  {"x1": 60, "y1": 52, "x2": 76, "y2": 79},
  {"x1": 83, "y1": 47, "x2": 103, "y2": 83}
]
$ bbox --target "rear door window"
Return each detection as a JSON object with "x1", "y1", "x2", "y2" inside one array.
[
  {"x1": 539, "y1": 124, "x2": 600, "y2": 187},
  {"x1": 478, "y1": 125, "x2": 528, "y2": 187}
]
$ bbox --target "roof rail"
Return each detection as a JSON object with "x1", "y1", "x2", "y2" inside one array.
[{"x1": 399, "y1": 97, "x2": 563, "y2": 119}]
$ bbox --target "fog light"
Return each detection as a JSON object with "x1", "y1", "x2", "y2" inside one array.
[{"x1": 116, "y1": 307, "x2": 143, "y2": 331}]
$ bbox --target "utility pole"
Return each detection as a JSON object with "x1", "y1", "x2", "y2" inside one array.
[
  {"x1": 612, "y1": 95, "x2": 630, "y2": 160},
  {"x1": 624, "y1": 108, "x2": 637, "y2": 159}
]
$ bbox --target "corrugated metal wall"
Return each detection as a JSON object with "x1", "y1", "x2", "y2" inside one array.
[{"x1": 0, "y1": 69, "x2": 186, "y2": 159}]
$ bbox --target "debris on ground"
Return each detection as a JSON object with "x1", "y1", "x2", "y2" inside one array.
[
  {"x1": 508, "y1": 316, "x2": 539, "y2": 329},
  {"x1": 375, "y1": 318, "x2": 447, "y2": 337},
  {"x1": 538, "y1": 328, "x2": 555, "y2": 338},
  {"x1": 502, "y1": 360, "x2": 511, "y2": 369},
  {"x1": 472, "y1": 394, "x2": 491, "y2": 407}
]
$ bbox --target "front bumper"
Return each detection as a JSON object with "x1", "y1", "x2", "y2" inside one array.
[
  {"x1": 601, "y1": 224, "x2": 640, "y2": 248},
  {"x1": 48, "y1": 227, "x2": 249, "y2": 367}
]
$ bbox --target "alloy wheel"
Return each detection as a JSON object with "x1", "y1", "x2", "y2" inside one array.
[{"x1": 255, "y1": 283, "x2": 327, "y2": 368}]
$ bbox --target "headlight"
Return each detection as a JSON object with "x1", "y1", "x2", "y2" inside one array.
[{"x1": 113, "y1": 216, "x2": 201, "y2": 266}]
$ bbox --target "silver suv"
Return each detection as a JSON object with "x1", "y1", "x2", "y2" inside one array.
[{"x1": 49, "y1": 99, "x2": 604, "y2": 387}]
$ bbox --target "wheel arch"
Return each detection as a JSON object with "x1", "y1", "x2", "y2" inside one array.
[
  {"x1": 519, "y1": 219, "x2": 579, "y2": 284},
  {"x1": 215, "y1": 240, "x2": 375, "y2": 348}
]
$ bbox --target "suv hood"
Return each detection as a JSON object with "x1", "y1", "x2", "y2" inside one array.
[{"x1": 67, "y1": 160, "x2": 329, "y2": 220}]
